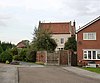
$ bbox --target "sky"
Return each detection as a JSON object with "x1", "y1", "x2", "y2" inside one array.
[{"x1": 0, "y1": 0, "x2": 100, "y2": 44}]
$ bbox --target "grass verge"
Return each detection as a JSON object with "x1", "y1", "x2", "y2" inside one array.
[{"x1": 82, "y1": 67, "x2": 100, "y2": 74}]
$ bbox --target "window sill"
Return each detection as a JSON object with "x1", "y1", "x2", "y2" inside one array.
[
  {"x1": 83, "y1": 59, "x2": 100, "y2": 60},
  {"x1": 83, "y1": 39, "x2": 96, "y2": 40}
]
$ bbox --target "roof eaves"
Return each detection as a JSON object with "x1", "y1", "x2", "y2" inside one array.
[
  {"x1": 52, "y1": 32, "x2": 70, "y2": 34},
  {"x1": 76, "y1": 16, "x2": 100, "y2": 33}
]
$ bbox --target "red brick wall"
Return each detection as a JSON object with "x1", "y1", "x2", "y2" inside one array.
[
  {"x1": 36, "y1": 51, "x2": 47, "y2": 64},
  {"x1": 77, "y1": 20, "x2": 100, "y2": 64},
  {"x1": 36, "y1": 50, "x2": 74, "y2": 65}
]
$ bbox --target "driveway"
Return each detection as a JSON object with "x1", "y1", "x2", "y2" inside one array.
[{"x1": 18, "y1": 66, "x2": 100, "y2": 83}]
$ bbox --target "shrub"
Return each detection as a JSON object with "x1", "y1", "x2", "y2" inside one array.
[
  {"x1": 26, "y1": 50, "x2": 36, "y2": 62},
  {"x1": 0, "y1": 50, "x2": 12, "y2": 63},
  {"x1": 13, "y1": 55, "x2": 20, "y2": 61},
  {"x1": 18, "y1": 48, "x2": 28, "y2": 61},
  {"x1": 6, "y1": 60, "x2": 10, "y2": 64},
  {"x1": 11, "y1": 47, "x2": 18, "y2": 56}
]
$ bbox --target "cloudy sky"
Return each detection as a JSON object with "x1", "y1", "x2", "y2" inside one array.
[{"x1": 0, "y1": 0, "x2": 100, "y2": 44}]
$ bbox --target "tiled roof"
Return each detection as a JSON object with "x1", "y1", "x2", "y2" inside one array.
[
  {"x1": 39, "y1": 22, "x2": 71, "y2": 34},
  {"x1": 16, "y1": 41, "x2": 26, "y2": 48}
]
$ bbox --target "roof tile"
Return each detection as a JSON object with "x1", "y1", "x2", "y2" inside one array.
[{"x1": 39, "y1": 22, "x2": 71, "y2": 34}]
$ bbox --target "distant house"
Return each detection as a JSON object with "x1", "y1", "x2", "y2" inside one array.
[
  {"x1": 77, "y1": 16, "x2": 100, "y2": 65},
  {"x1": 38, "y1": 21, "x2": 75, "y2": 51},
  {"x1": 16, "y1": 40, "x2": 29, "y2": 48}
]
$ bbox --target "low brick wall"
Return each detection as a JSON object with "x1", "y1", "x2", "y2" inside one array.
[
  {"x1": 36, "y1": 51, "x2": 47, "y2": 64},
  {"x1": 36, "y1": 50, "x2": 77, "y2": 66}
]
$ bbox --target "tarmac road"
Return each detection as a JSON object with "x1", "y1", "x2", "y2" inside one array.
[{"x1": 18, "y1": 66, "x2": 100, "y2": 83}]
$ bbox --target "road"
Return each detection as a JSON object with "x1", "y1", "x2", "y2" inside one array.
[{"x1": 18, "y1": 66, "x2": 100, "y2": 83}]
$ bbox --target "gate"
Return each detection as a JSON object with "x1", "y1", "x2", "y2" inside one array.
[
  {"x1": 60, "y1": 50, "x2": 68, "y2": 65},
  {"x1": 71, "y1": 52, "x2": 77, "y2": 66},
  {"x1": 47, "y1": 52, "x2": 60, "y2": 65}
]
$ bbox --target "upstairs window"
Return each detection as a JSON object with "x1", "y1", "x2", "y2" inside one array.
[
  {"x1": 61, "y1": 38, "x2": 64, "y2": 44},
  {"x1": 83, "y1": 32, "x2": 96, "y2": 40}
]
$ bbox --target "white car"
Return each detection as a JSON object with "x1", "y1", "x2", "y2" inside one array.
[{"x1": 86, "y1": 61, "x2": 97, "y2": 68}]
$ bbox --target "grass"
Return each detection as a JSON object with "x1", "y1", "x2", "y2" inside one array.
[{"x1": 82, "y1": 67, "x2": 100, "y2": 74}]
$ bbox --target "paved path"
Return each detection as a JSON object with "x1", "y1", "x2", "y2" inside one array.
[
  {"x1": 18, "y1": 67, "x2": 100, "y2": 83},
  {"x1": 0, "y1": 66, "x2": 18, "y2": 83},
  {"x1": 63, "y1": 66, "x2": 100, "y2": 80},
  {"x1": 0, "y1": 63, "x2": 44, "y2": 83}
]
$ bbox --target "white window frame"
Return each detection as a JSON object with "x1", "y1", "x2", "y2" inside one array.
[
  {"x1": 83, "y1": 32, "x2": 96, "y2": 40},
  {"x1": 83, "y1": 49, "x2": 100, "y2": 60}
]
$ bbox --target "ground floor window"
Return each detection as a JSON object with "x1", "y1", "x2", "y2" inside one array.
[
  {"x1": 58, "y1": 48, "x2": 64, "y2": 50},
  {"x1": 83, "y1": 49, "x2": 100, "y2": 60}
]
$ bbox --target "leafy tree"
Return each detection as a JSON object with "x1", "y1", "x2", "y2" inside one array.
[
  {"x1": 0, "y1": 46, "x2": 3, "y2": 54},
  {"x1": 22, "y1": 40, "x2": 30, "y2": 48},
  {"x1": 64, "y1": 36, "x2": 77, "y2": 51},
  {"x1": 32, "y1": 28, "x2": 57, "y2": 52},
  {"x1": 0, "y1": 42, "x2": 15, "y2": 51}
]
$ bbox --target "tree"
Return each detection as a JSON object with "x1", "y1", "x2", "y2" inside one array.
[
  {"x1": 64, "y1": 36, "x2": 77, "y2": 51},
  {"x1": 0, "y1": 42, "x2": 15, "y2": 51},
  {"x1": 0, "y1": 46, "x2": 3, "y2": 54},
  {"x1": 31, "y1": 27, "x2": 57, "y2": 52}
]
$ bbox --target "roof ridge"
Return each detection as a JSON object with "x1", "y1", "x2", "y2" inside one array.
[
  {"x1": 77, "y1": 16, "x2": 100, "y2": 33},
  {"x1": 40, "y1": 22, "x2": 70, "y2": 24}
]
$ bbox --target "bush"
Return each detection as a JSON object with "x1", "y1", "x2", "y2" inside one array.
[
  {"x1": 6, "y1": 60, "x2": 10, "y2": 64},
  {"x1": 13, "y1": 55, "x2": 20, "y2": 61},
  {"x1": 11, "y1": 47, "x2": 18, "y2": 56},
  {"x1": 26, "y1": 50, "x2": 36, "y2": 62},
  {"x1": 0, "y1": 50, "x2": 12, "y2": 63},
  {"x1": 18, "y1": 48, "x2": 28, "y2": 61}
]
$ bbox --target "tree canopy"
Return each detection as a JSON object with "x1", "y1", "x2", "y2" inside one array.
[
  {"x1": 31, "y1": 28, "x2": 57, "y2": 52},
  {"x1": 64, "y1": 36, "x2": 77, "y2": 51},
  {"x1": 0, "y1": 41, "x2": 15, "y2": 51}
]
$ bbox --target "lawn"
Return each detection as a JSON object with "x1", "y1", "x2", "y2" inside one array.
[{"x1": 82, "y1": 67, "x2": 100, "y2": 74}]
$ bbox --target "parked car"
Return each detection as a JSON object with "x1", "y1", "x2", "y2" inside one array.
[{"x1": 86, "y1": 61, "x2": 97, "y2": 68}]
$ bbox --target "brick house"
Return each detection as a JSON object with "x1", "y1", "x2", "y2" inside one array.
[
  {"x1": 17, "y1": 41, "x2": 26, "y2": 48},
  {"x1": 38, "y1": 21, "x2": 75, "y2": 51},
  {"x1": 77, "y1": 16, "x2": 100, "y2": 65},
  {"x1": 16, "y1": 40, "x2": 29, "y2": 48}
]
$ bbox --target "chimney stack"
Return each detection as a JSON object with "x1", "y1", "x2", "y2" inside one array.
[{"x1": 73, "y1": 20, "x2": 75, "y2": 27}]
